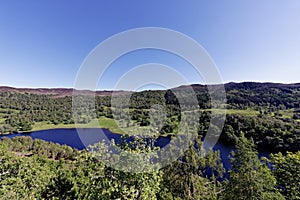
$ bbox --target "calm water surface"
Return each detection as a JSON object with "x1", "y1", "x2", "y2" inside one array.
[{"x1": 0, "y1": 128, "x2": 270, "y2": 171}]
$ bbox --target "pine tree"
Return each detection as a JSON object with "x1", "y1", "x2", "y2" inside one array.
[
  {"x1": 271, "y1": 151, "x2": 300, "y2": 199},
  {"x1": 221, "y1": 133, "x2": 284, "y2": 200}
]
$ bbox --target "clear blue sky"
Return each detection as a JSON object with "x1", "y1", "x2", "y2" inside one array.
[{"x1": 0, "y1": 0, "x2": 299, "y2": 89}]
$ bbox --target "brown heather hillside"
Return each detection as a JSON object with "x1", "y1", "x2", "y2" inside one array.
[{"x1": 0, "y1": 86, "x2": 129, "y2": 98}]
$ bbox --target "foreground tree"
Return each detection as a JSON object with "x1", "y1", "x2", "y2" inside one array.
[
  {"x1": 160, "y1": 139, "x2": 225, "y2": 200},
  {"x1": 221, "y1": 133, "x2": 284, "y2": 200},
  {"x1": 88, "y1": 136, "x2": 163, "y2": 199},
  {"x1": 271, "y1": 151, "x2": 300, "y2": 199}
]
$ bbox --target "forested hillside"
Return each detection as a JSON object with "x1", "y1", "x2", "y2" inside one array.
[{"x1": 1, "y1": 82, "x2": 300, "y2": 152}]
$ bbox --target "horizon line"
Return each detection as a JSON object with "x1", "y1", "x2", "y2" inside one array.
[{"x1": 1, "y1": 81, "x2": 300, "y2": 92}]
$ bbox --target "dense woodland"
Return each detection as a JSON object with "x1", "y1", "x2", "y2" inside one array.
[
  {"x1": 0, "y1": 134, "x2": 299, "y2": 199},
  {"x1": 0, "y1": 82, "x2": 300, "y2": 199}
]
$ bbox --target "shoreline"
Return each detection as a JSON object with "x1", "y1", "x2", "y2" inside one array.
[{"x1": 0, "y1": 117, "x2": 173, "y2": 137}]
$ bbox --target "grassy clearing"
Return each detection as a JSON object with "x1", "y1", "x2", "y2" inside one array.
[
  {"x1": 278, "y1": 109, "x2": 294, "y2": 118},
  {"x1": 97, "y1": 117, "x2": 157, "y2": 135},
  {"x1": 0, "y1": 108, "x2": 19, "y2": 114},
  {"x1": 31, "y1": 117, "x2": 124, "y2": 134},
  {"x1": 97, "y1": 117, "x2": 124, "y2": 134},
  {"x1": 32, "y1": 122, "x2": 79, "y2": 131},
  {"x1": 207, "y1": 108, "x2": 259, "y2": 116},
  {"x1": 0, "y1": 117, "x2": 5, "y2": 123}
]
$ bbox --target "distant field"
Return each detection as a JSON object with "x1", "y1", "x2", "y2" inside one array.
[
  {"x1": 0, "y1": 112, "x2": 6, "y2": 123},
  {"x1": 278, "y1": 109, "x2": 294, "y2": 118},
  {"x1": 31, "y1": 117, "x2": 124, "y2": 134},
  {"x1": 207, "y1": 108, "x2": 259, "y2": 116},
  {"x1": 97, "y1": 117, "x2": 124, "y2": 134},
  {"x1": 0, "y1": 117, "x2": 5, "y2": 123},
  {"x1": 0, "y1": 108, "x2": 19, "y2": 113}
]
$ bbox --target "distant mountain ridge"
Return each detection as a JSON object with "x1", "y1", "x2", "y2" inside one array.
[
  {"x1": 1, "y1": 82, "x2": 300, "y2": 97},
  {"x1": 0, "y1": 86, "x2": 129, "y2": 97}
]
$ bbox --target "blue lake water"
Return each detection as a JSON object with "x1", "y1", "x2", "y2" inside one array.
[{"x1": 0, "y1": 128, "x2": 270, "y2": 171}]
